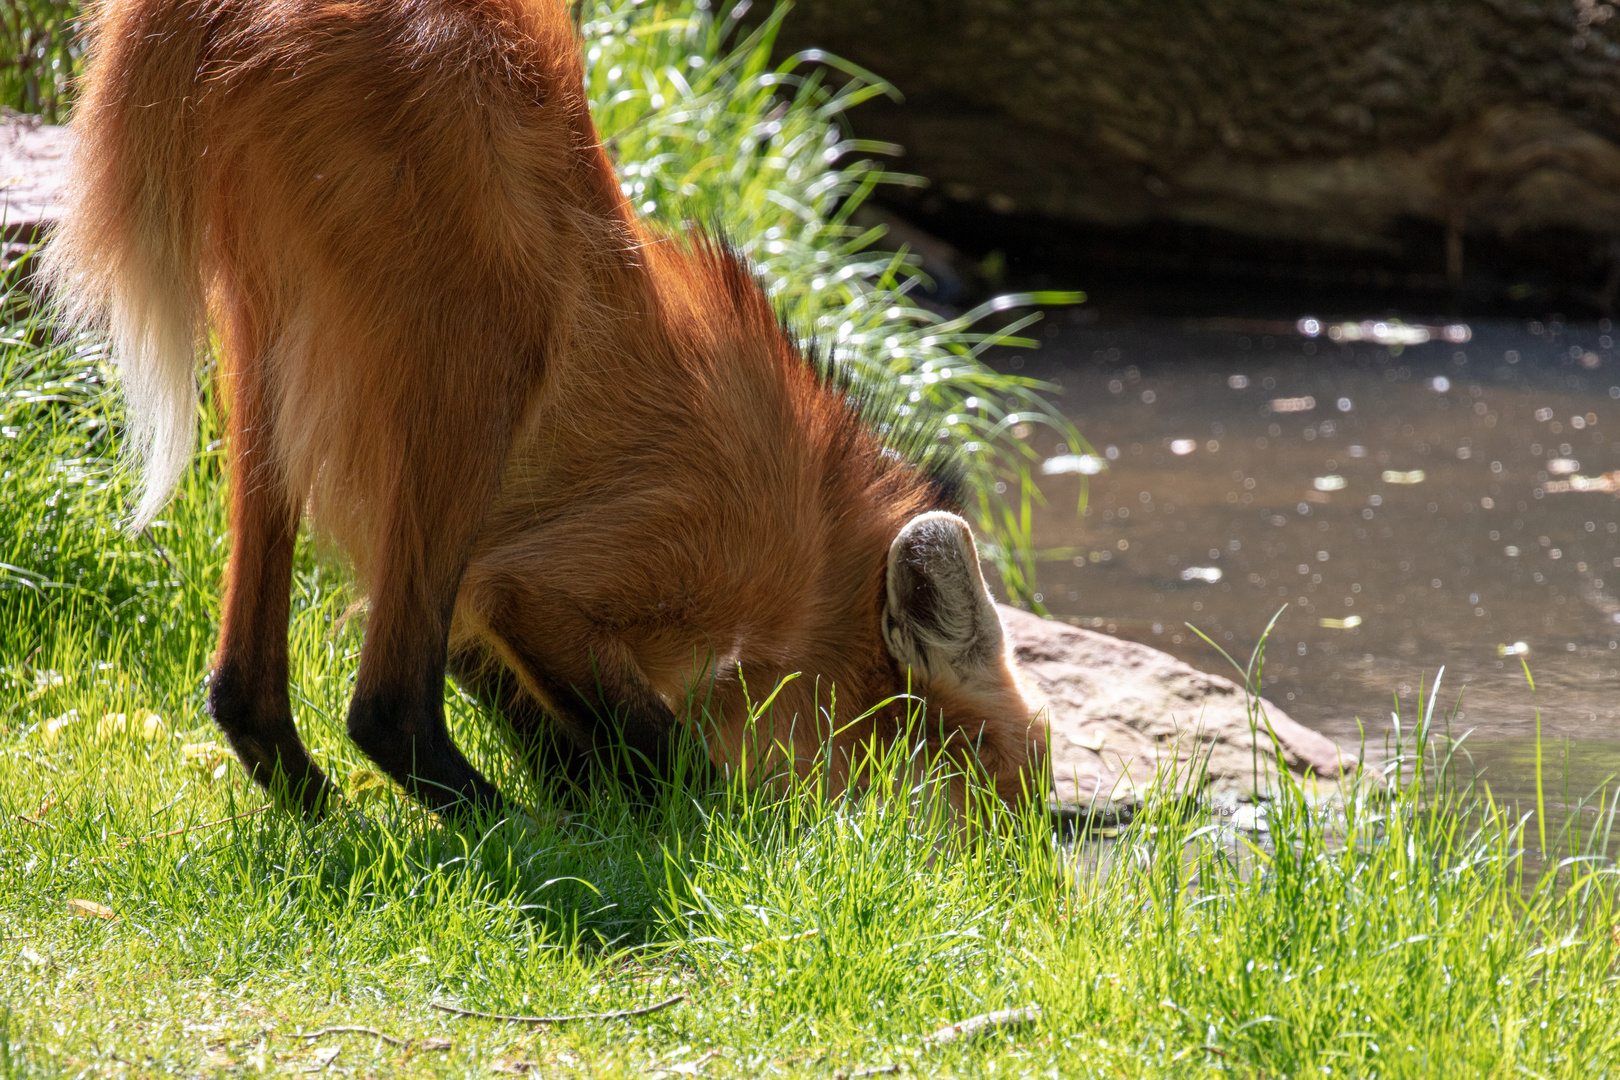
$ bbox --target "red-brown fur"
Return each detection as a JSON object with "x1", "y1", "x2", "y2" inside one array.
[{"x1": 47, "y1": 0, "x2": 1046, "y2": 817}]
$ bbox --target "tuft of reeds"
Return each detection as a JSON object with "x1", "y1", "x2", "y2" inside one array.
[{"x1": 1, "y1": 0, "x2": 80, "y2": 121}]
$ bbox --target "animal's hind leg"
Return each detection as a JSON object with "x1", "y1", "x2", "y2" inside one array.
[{"x1": 208, "y1": 349, "x2": 334, "y2": 814}]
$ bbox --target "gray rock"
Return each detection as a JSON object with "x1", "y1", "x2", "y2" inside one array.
[
  {"x1": 998, "y1": 605, "x2": 1353, "y2": 821},
  {"x1": 0, "y1": 112, "x2": 71, "y2": 286},
  {"x1": 1, "y1": 113, "x2": 71, "y2": 263}
]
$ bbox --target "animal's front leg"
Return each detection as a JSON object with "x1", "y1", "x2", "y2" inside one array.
[
  {"x1": 474, "y1": 593, "x2": 697, "y2": 799},
  {"x1": 446, "y1": 642, "x2": 594, "y2": 794},
  {"x1": 340, "y1": 371, "x2": 524, "y2": 824}
]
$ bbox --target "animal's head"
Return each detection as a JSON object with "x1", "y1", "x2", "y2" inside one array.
[{"x1": 880, "y1": 511, "x2": 1048, "y2": 808}]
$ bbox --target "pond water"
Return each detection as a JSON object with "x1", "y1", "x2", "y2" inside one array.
[{"x1": 1018, "y1": 309, "x2": 1620, "y2": 811}]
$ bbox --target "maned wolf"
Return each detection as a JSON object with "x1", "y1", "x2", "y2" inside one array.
[{"x1": 45, "y1": 0, "x2": 1047, "y2": 820}]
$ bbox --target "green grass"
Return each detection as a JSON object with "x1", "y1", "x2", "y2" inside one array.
[
  {"x1": 5, "y1": 629, "x2": 1620, "y2": 1078},
  {"x1": 2, "y1": 0, "x2": 79, "y2": 122},
  {"x1": 5, "y1": 1, "x2": 1620, "y2": 1075}
]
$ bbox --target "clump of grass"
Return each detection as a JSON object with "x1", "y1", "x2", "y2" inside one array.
[
  {"x1": 1, "y1": 0, "x2": 80, "y2": 121},
  {"x1": 5, "y1": 608, "x2": 1620, "y2": 1075}
]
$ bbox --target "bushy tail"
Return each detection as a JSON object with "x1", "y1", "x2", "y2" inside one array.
[{"x1": 42, "y1": 0, "x2": 210, "y2": 529}]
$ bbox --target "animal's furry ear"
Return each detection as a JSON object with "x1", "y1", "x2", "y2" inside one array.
[{"x1": 882, "y1": 511, "x2": 1005, "y2": 687}]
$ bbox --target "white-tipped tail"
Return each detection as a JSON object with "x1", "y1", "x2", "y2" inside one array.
[
  {"x1": 109, "y1": 279, "x2": 200, "y2": 530},
  {"x1": 39, "y1": 2, "x2": 208, "y2": 531},
  {"x1": 47, "y1": 250, "x2": 201, "y2": 530}
]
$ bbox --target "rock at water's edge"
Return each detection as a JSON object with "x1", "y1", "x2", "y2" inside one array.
[
  {"x1": 778, "y1": 1, "x2": 1620, "y2": 279},
  {"x1": 998, "y1": 605, "x2": 1353, "y2": 819}
]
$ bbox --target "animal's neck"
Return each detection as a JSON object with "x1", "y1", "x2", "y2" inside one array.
[{"x1": 609, "y1": 228, "x2": 953, "y2": 735}]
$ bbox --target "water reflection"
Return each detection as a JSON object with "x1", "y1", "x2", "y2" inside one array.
[{"x1": 1021, "y1": 312, "x2": 1620, "y2": 799}]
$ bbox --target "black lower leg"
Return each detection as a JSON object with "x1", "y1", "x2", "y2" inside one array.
[
  {"x1": 346, "y1": 675, "x2": 510, "y2": 822},
  {"x1": 208, "y1": 663, "x2": 334, "y2": 814},
  {"x1": 540, "y1": 667, "x2": 713, "y2": 804}
]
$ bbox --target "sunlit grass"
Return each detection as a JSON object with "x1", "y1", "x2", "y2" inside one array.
[{"x1": 6, "y1": 612, "x2": 1620, "y2": 1076}]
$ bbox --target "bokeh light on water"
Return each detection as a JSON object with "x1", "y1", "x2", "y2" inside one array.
[{"x1": 1020, "y1": 311, "x2": 1620, "y2": 805}]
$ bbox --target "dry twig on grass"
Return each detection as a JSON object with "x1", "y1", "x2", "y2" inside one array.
[
  {"x1": 834, "y1": 1065, "x2": 901, "y2": 1079},
  {"x1": 15, "y1": 794, "x2": 55, "y2": 827},
  {"x1": 429, "y1": 994, "x2": 685, "y2": 1025},
  {"x1": 117, "y1": 805, "x2": 268, "y2": 846},
  {"x1": 300, "y1": 1046, "x2": 340, "y2": 1073},
  {"x1": 294, "y1": 1026, "x2": 405, "y2": 1048},
  {"x1": 923, "y1": 1005, "x2": 1042, "y2": 1047},
  {"x1": 293, "y1": 1026, "x2": 452, "y2": 1051}
]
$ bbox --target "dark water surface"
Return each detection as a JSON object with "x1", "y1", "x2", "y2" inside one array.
[{"x1": 1018, "y1": 310, "x2": 1620, "y2": 808}]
